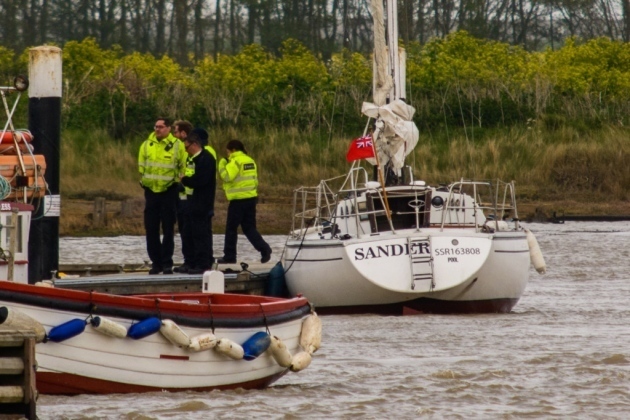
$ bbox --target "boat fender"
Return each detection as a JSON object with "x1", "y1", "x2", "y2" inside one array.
[
  {"x1": 47, "y1": 319, "x2": 87, "y2": 343},
  {"x1": 264, "y1": 262, "x2": 290, "y2": 297},
  {"x1": 188, "y1": 333, "x2": 218, "y2": 352},
  {"x1": 241, "y1": 331, "x2": 271, "y2": 361},
  {"x1": 160, "y1": 319, "x2": 191, "y2": 348},
  {"x1": 268, "y1": 335, "x2": 293, "y2": 368},
  {"x1": 525, "y1": 229, "x2": 547, "y2": 274},
  {"x1": 289, "y1": 351, "x2": 312, "y2": 372},
  {"x1": 127, "y1": 317, "x2": 161, "y2": 340},
  {"x1": 494, "y1": 221, "x2": 510, "y2": 231},
  {"x1": 34, "y1": 281, "x2": 54, "y2": 288},
  {"x1": 90, "y1": 316, "x2": 127, "y2": 339},
  {"x1": 0, "y1": 307, "x2": 46, "y2": 343},
  {"x1": 215, "y1": 338, "x2": 245, "y2": 360},
  {"x1": 299, "y1": 313, "x2": 322, "y2": 354}
]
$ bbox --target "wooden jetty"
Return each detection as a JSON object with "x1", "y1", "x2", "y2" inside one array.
[
  {"x1": 55, "y1": 262, "x2": 276, "y2": 296},
  {"x1": 0, "y1": 327, "x2": 37, "y2": 419}
]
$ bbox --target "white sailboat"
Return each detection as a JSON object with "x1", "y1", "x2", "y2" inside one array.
[{"x1": 281, "y1": 0, "x2": 546, "y2": 315}]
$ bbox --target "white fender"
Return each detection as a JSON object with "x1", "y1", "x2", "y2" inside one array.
[
  {"x1": 34, "y1": 281, "x2": 54, "y2": 288},
  {"x1": 268, "y1": 335, "x2": 293, "y2": 368},
  {"x1": 215, "y1": 338, "x2": 244, "y2": 360},
  {"x1": 160, "y1": 319, "x2": 191, "y2": 348},
  {"x1": 525, "y1": 229, "x2": 546, "y2": 274},
  {"x1": 188, "y1": 333, "x2": 218, "y2": 352},
  {"x1": 299, "y1": 313, "x2": 322, "y2": 354},
  {"x1": 0, "y1": 307, "x2": 46, "y2": 343},
  {"x1": 90, "y1": 316, "x2": 127, "y2": 338},
  {"x1": 289, "y1": 351, "x2": 312, "y2": 372}
]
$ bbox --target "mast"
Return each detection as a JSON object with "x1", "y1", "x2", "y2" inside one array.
[
  {"x1": 386, "y1": 0, "x2": 405, "y2": 102},
  {"x1": 366, "y1": 0, "x2": 418, "y2": 183}
]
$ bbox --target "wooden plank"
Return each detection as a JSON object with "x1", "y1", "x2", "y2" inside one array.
[
  {"x1": 0, "y1": 330, "x2": 37, "y2": 418},
  {"x1": 93, "y1": 197, "x2": 107, "y2": 227},
  {"x1": 23, "y1": 337, "x2": 36, "y2": 419},
  {"x1": 0, "y1": 358, "x2": 24, "y2": 375},
  {"x1": 0, "y1": 329, "x2": 27, "y2": 347},
  {"x1": 0, "y1": 386, "x2": 24, "y2": 403}
]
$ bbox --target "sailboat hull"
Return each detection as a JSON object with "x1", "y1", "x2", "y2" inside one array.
[{"x1": 283, "y1": 229, "x2": 530, "y2": 314}]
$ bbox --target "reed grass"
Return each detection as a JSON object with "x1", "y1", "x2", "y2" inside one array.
[
  {"x1": 60, "y1": 124, "x2": 630, "y2": 205},
  {"x1": 61, "y1": 129, "x2": 141, "y2": 199}
]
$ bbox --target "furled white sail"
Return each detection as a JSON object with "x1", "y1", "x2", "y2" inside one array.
[
  {"x1": 362, "y1": 100, "x2": 419, "y2": 169},
  {"x1": 364, "y1": 0, "x2": 419, "y2": 170}
]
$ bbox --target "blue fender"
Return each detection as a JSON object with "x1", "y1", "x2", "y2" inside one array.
[
  {"x1": 47, "y1": 319, "x2": 87, "y2": 342},
  {"x1": 242, "y1": 331, "x2": 271, "y2": 361},
  {"x1": 127, "y1": 317, "x2": 161, "y2": 340}
]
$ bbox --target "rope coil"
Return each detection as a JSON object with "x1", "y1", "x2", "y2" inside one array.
[{"x1": 0, "y1": 175, "x2": 11, "y2": 200}]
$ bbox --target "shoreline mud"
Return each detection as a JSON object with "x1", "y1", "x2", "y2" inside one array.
[{"x1": 60, "y1": 196, "x2": 630, "y2": 237}]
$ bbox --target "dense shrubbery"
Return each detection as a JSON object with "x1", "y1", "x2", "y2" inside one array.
[{"x1": 6, "y1": 31, "x2": 630, "y2": 139}]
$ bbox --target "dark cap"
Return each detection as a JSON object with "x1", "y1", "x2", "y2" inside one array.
[
  {"x1": 186, "y1": 133, "x2": 202, "y2": 145},
  {"x1": 191, "y1": 128, "x2": 209, "y2": 146}
]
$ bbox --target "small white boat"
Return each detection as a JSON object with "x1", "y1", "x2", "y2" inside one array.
[
  {"x1": 281, "y1": 0, "x2": 545, "y2": 315},
  {"x1": 0, "y1": 279, "x2": 320, "y2": 394},
  {"x1": 0, "y1": 79, "x2": 321, "y2": 395}
]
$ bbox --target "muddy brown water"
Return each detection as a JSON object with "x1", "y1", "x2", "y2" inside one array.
[{"x1": 38, "y1": 222, "x2": 630, "y2": 418}]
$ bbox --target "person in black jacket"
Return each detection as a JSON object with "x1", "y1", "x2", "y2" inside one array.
[
  {"x1": 172, "y1": 120, "x2": 194, "y2": 273},
  {"x1": 179, "y1": 131, "x2": 216, "y2": 274}
]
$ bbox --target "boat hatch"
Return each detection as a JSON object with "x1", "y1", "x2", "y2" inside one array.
[{"x1": 366, "y1": 189, "x2": 432, "y2": 233}]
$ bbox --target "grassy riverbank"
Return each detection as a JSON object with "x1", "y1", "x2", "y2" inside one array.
[{"x1": 59, "y1": 124, "x2": 630, "y2": 236}]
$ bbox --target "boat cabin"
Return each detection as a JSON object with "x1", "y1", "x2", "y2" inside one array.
[{"x1": 290, "y1": 166, "x2": 519, "y2": 239}]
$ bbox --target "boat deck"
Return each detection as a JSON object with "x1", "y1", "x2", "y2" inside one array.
[{"x1": 53, "y1": 262, "x2": 276, "y2": 296}]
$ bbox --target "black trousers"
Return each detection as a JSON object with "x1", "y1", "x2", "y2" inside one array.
[
  {"x1": 185, "y1": 211, "x2": 214, "y2": 269},
  {"x1": 177, "y1": 198, "x2": 192, "y2": 265},
  {"x1": 223, "y1": 197, "x2": 271, "y2": 260},
  {"x1": 144, "y1": 185, "x2": 178, "y2": 270}
]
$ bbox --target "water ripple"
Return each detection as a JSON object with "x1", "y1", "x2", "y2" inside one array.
[{"x1": 40, "y1": 222, "x2": 630, "y2": 418}]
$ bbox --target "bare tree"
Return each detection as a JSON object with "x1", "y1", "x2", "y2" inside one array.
[
  {"x1": 174, "y1": 0, "x2": 190, "y2": 64},
  {"x1": 623, "y1": 0, "x2": 630, "y2": 41},
  {"x1": 155, "y1": 0, "x2": 167, "y2": 54},
  {"x1": 193, "y1": 0, "x2": 206, "y2": 60}
]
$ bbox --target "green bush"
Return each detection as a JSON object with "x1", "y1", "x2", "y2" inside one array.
[{"x1": 4, "y1": 32, "x2": 630, "y2": 141}]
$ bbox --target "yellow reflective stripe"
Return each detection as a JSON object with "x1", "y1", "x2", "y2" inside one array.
[
  {"x1": 233, "y1": 175, "x2": 256, "y2": 182},
  {"x1": 227, "y1": 186, "x2": 257, "y2": 193},
  {"x1": 143, "y1": 174, "x2": 176, "y2": 181}
]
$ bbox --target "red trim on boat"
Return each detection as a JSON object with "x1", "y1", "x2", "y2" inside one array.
[
  {"x1": 159, "y1": 354, "x2": 190, "y2": 360},
  {"x1": 315, "y1": 297, "x2": 520, "y2": 315},
  {"x1": 36, "y1": 371, "x2": 288, "y2": 395},
  {"x1": 0, "y1": 260, "x2": 28, "y2": 266},
  {"x1": 0, "y1": 280, "x2": 309, "y2": 319}
]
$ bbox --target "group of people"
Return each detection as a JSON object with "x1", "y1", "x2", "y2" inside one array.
[{"x1": 138, "y1": 117, "x2": 272, "y2": 275}]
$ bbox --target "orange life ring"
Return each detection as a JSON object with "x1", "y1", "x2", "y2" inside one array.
[
  {"x1": 0, "y1": 143, "x2": 33, "y2": 155},
  {"x1": 0, "y1": 130, "x2": 33, "y2": 144}
]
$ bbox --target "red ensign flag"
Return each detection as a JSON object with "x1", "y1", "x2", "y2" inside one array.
[{"x1": 346, "y1": 135, "x2": 375, "y2": 162}]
